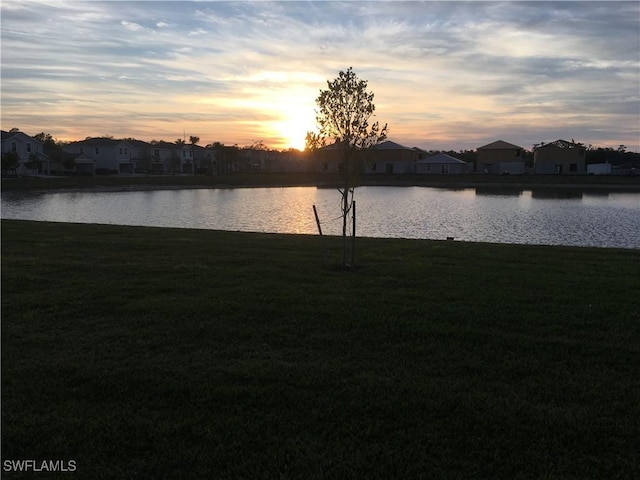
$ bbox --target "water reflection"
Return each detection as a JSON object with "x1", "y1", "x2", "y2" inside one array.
[
  {"x1": 475, "y1": 187, "x2": 524, "y2": 197},
  {"x1": 531, "y1": 189, "x2": 583, "y2": 199},
  {"x1": 2, "y1": 186, "x2": 639, "y2": 249}
]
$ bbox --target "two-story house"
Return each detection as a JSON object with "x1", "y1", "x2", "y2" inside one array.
[
  {"x1": 533, "y1": 139, "x2": 586, "y2": 175},
  {"x1": 368, "y1": 140, "x2": 419, "y2": 174},
  {"x1": 63, "y1": 138, "x2": 135, "y2": 174},
  {"x1": 1, "y1": 130, "x2": 49, "y2": 175},
  {"x1": 476, "y1": 140, "x2": 525, "y2": 174}
]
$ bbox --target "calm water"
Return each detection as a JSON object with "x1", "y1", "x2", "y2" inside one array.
[{"x1": 2, "y1": 186, "x2": 639, "y2": 249}]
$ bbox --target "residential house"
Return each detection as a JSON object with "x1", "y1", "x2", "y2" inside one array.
[
  {"x1": 125, "y1": 139, "x2": 154, "y2": 173},
  {"x1": 368, "y1": 140, "x2": 419, "y2": 174},
  {"x1": 1, "y1": 130, "x2": 49, "y2": 175},
  {"x1": 415, "y1": 152, "x2": 470, "y2": 174},
  {"x1": 237, "y1": 147, "x2": 275, "y2": 172},
  {"x1": 314, "y1": 141, "x2": 347, "y2": 173},
  {"x1": 476, "y1": 140, "x2": 525, "y2": 174},
  {"x1": 63, "y1": 138, "x2": 135, "y2": 174},
  {"x1": 148, "y1": 141, "x2": 181, "y2": 174},
  {"x1": 177, "y1": 143, "x2": 207, "y2": 174},
  {"x1": 271, "y1": 149, "x2": 312, "y2": 173},
  {"x1": 534, "y1": 139, "x2": 586, "y2": 175}
]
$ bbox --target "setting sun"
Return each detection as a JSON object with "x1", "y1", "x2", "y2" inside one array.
[{"x1": 274, "y1": 105, "x2": 316, "y2": 150}]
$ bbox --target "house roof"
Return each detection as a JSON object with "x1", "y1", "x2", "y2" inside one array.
[
  {"x1": 126, "y1": 139, "x2": 152, "y2": 148},
  {"x1": 149, "y1": 141, "x2": 179, "y2": 149},
  {"x1": 373, "y1": 140, "x2": 414, "y2": 151},
  {"x1": 416, "y1": 153, "x2": 466, "y2": 165},
  {"x1": 535, "y1": 139, "x2": 583, "y2": 149},
  {"x1": 67, "y1": 137, "x2": 131, "y2": 147},
  {"x1": 477, "y1": 140, "x2": 523, "y2": 150},
  {"x1": 1, "y1": 130, "x2": 19, "y2": 141},
  {"x1": 1, "y1": 130, "x2": 41, "y2": 143}
]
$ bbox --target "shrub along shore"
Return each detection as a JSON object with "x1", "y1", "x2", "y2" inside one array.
[
  {"x1": 2, "y1": 219, "x2": 639, "y2": 479},
  {"x1": 2, "y1": 171, "x2": 640, "y2": 192}
]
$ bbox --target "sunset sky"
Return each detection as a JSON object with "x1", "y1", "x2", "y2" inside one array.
[{"x1": 1, "y1": 1, "x2": 639, "y2": 151}]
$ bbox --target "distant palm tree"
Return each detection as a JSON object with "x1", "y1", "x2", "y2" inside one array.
[{"x1": 189, "y1": 136, "x2": 200, "y2": 175}]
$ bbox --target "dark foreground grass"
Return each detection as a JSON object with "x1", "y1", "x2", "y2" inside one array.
[{"x1": 2, "y1": 219, "x2": 639, "y2": 479}]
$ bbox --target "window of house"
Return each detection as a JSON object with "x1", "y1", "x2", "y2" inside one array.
[
  {"x1": 119, "y1": 148, "x2": 123, "y2": 154},
  {"x1": 80, "y1": 148, "x2": 84, "y2": 154},
  {"x1": 371, "y1": 162, "x2": 376, "y2": 171},
  {"x1": 338, "y1": 163, "x2": 345, "y2": 172},
  {"x1": 441, "y1": 164, "x2": 449, "y2": 174},
  {"x1": 154, "y1": 149, "x2": 159, "y2": 157},
  {"x1": 569, "y1": 163, "x2": 577, "y2": 172},
  {"x1": 182, "y1": 151, "x2": 186, "y2": 158},
  {"x1": 125, "y1": 148, "x2": 128, "y2": 155},
  {"x1": 515, "y1": 150, "x2": 520, "y2": 157},
  {"x1": 11, "y1": 142, "x2": 16, "y2": 152},
  {"x1": 95, "y1": 148, "x2": 99, "y2": 155},
  {"x1": 386, "y1": 163, "x2": 394, "y2": 174},
  {"x1": 26, "y1": 143, "x2": 32, "y2": 153}
]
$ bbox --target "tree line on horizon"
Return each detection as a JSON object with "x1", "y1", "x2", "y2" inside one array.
[
  {"x1": 4, "y1": 128, "x2": 638, "y2": 172},
  {"x1": 23, "y1": 132, "x2": 640, "y2": 171}
]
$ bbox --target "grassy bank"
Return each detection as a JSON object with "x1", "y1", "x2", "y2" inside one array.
[
  {"x1": 2, "y1": 172, "x2": 639, "y2": 192},
  {"x1": 2, "y1": 220, "x2": 639, "y2": 479}
]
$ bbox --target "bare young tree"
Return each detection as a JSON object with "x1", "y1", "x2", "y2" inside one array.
[{"x1": 311, "y1": 67, "x2": 388, "y2": 267}]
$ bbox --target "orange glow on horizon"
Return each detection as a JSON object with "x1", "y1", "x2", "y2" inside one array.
[{"x1": 273, "y1": 107, "x2": 317, "y2": 150}]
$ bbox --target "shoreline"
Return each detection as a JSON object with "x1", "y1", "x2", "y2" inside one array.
[{"x1": 3, "y1": 173, "x2": 640, "y2": 194}]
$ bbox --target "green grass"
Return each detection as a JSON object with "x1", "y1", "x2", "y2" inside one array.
[{"x1": 2, "y1": 219, "x2": 639, "y2": 479}]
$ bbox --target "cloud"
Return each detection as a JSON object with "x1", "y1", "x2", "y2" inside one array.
[{"x1": 1, "y1": 1, "x2": 638, "y2": 150}]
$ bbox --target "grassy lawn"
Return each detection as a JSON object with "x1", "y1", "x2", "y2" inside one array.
[{"x1": 2, "y1": 219, "x2": 639, "y2": 479}]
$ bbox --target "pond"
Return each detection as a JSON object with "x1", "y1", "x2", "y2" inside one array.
[{"x1": 2, "y1": 186, "x2": 639, "y2": 249}]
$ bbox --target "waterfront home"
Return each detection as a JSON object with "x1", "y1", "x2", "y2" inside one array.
[
  {"x1": 131, "y1": 139, "x2": 206, "y2": 174},
  {"x1": 147, "y1": 140, "x2": 182, "y2": 174},
  {"x1": 534, "y1": 139, "x2": 586, "y2": 175},
  {"x1": 1, "y1": 130, "x2": 49, "y2": 175},
  {"x1": 236, "y1": 148, "x2": 311, "y2": 173},
  {"x1": 415, "y1": 152, "x2": 470, "y2": 174},
  {"x1": 368, "y1": 140, "x2": 419, "y2": 174},
  {"x1": 476, "y1": 140, "x2": 525, "y2": 174},
  {"x1": 314, "y1": 141, "x2": 347, "y2": 173},
  {"x1": 63, "y1": 138, "x2": 135, "y2": 174}
]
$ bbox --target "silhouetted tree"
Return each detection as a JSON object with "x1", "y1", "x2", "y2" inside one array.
[
  {"x1": 189, "y1": 136, "x2": 200, "y2": 174},
  {"x1": 310, "y1": 67, "x2": 388, "y2": 268},
  {"x1": 248, "y1": 140, "x2": 269, "y2": 151},
  {"x1": 2, "y1": 151, "x2": 19, "y2": 176},
  {"x1": 24, "y1": 153, "x2": 42, "y2": 175}
]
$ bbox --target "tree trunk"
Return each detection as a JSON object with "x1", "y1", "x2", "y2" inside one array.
[{"x1": 341, "y1": 185, "x2": 349, "y2": 268}]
